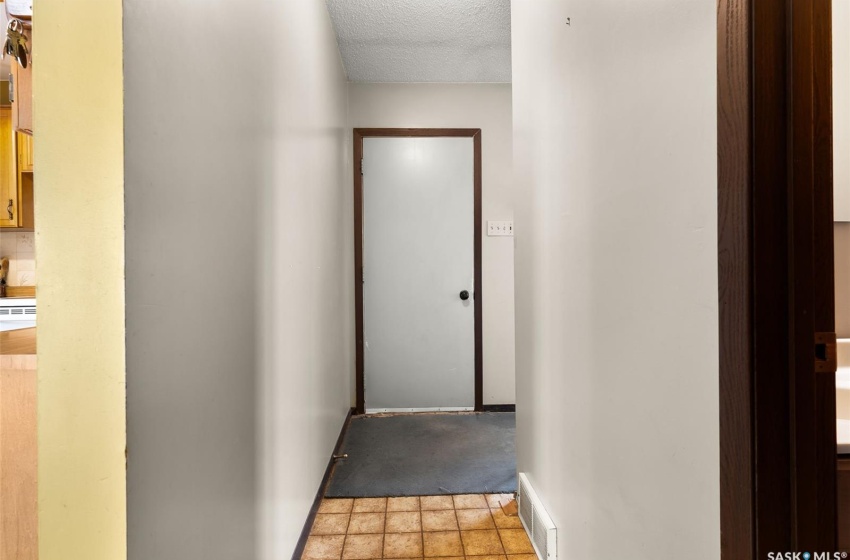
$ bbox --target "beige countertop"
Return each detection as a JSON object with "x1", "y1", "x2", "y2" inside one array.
[{"x1": 0, "y1": 327, "x2": 35, "y2": 355}]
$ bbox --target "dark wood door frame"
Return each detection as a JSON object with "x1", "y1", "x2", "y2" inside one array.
[
  {"x1": 719, "y1": 0, "x2": 837, "y2": 555},
  {"x1": 353, "y1": 128, "x2": 483, "y2": 415}
]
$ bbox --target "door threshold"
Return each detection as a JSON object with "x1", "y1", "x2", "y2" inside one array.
[{"x1": 365, "y1": 407, "x2": 475, "y2": 414}]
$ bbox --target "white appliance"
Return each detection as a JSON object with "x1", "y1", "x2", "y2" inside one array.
[{"x1": 0, "y1": 297, "x2": 36, "y2": 331}]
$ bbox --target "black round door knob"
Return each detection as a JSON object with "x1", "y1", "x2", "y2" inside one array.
[{"x1": 459, "y1": 290, "x2": 470, "y2": 301}]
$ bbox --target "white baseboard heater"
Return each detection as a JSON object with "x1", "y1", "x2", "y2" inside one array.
[{"x1": 517, "y1": 472, "x2": 557, "y2": 560}]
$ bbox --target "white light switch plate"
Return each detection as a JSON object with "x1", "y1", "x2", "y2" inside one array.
[{"x1": 487, "y1": 221, "x2": 514, "y2": 237}]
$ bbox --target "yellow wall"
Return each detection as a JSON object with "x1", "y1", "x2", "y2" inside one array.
[{"x1": 33, "y1": 1, "x2": 126, "y2": 558}]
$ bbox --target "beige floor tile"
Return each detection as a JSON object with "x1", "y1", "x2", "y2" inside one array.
[
  {"x1": 384, "y1": 533, "x2": 423, "y2": 558},
  {"x1": 423, "y1": 531, "x2": 464, "y2": 557},
  {"x1": 318, "y1": 498, "x2": 354, "y2": 514},
  {"x1": 460, "y1": 529, "x2": 505, "y2": 555},
  {"x1": 507, "y1": 555, "x2": 537, "y2": 560},
  {"x1": 303, "y1": 535, "x2": 345, "y2": 560},
  {"x1": 498, "y1": 529, "x2": 535, "y2": 554},
  {"x1": 311, "y1": 513, "x2": 350, "y2": 535},
  {"x1": 456, "y1": 508, "x2": 495, "y2": 530},
  {"x1": 485, "y1": 494, "x2": 515, "y2": 510},
  {"x1": 352, "y1": 497, "x2": 387, "y2": 513},
  {"x1": 422, "y1": 509, "x2": 459, "y2": 531},
  {"x1": 420, "y1": 495, "x2": 454, "y2": 510},
  {"x1": 348, "y1": 512, "x2": 385, "y2": 534},
  {"x1": 388, "y1": 496, "x2": 420, "y2": 512},
  {"x1": 471, "y1": 556, "x2": 508, "y2": 560},
  {"x1": 386, "y1": 511, "x2": 421, "y2": 533},
  {"x1": 342, "y1": 534, "x2": 384, "y2": 560},
  {"x1": 491, "y1": 507, "x2": 523, "y2": 529},
  {"x1": 453, "y1": 494, "x2": 489, "y2": 509}
]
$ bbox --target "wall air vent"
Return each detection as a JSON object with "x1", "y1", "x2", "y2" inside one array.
[{"x1": 517, "y1": 473, "x2": 557, "y2": 560}]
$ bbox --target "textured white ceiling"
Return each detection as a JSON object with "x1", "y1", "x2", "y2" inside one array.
[{"x1": 325, "y1": 0, "x2": 511, "y2": 83}]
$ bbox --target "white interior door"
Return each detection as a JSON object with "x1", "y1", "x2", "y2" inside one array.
[{"x1": 363, "y1": 136, "x2": 475, "y2": 412}]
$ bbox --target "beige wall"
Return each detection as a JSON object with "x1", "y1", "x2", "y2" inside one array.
[
  {"x1": 34, "y1": 0, "x2": 127, "y2": 558},
  {"x1": 349, "y1": 83, "x2": 516, "y2": 405},
  {"x1": 512, "y1": 0, "x2": 719, "y2": 557}
]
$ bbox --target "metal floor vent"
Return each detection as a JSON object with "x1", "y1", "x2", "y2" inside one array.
[{"x1": 517, "y1": 473, "x2": 557, "y2": 560}]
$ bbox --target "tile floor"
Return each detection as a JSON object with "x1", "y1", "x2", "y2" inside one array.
[{"x1": 303, "y1": 494, "x2": 535, "y2": 560}]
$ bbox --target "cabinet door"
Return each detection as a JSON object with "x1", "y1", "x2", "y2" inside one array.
[
  {"x1": 17, "y1": 133, "x2": 32, "y2": 172},
  {"x1": 0, "y1": 108, "x2": 18, "y2": 228},
  {"x1": 9, "y1": 39, "x2": 32, "y2": 135}
]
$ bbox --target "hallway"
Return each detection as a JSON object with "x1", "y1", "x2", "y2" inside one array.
[{"x1": 118, "y1": 0, "x2": 721, "y2": 557}]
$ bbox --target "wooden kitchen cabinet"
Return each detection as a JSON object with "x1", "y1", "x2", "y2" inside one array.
[
  {"x1": 15, "y1": 132, "x2": 34, "y2": 230},
  {"x1": 8, "y1": 28, "x2": 33, "y2": 135},
  {"x1": 17, "y1": 132, "x2": 32, "y2": 172},
  {"x1": 0, "y1": 107, "x2": 17, "y2": 228},
  {"x1": 0, "y1": 108, "x2": 34, "y2": 230}
]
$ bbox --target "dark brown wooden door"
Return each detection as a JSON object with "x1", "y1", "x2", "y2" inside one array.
[
  {"x1": 789, "y1": 0, "x2": 837, "y2": 549},
  {"x1": 719, "y1": 0, "x2": 838, "y2": 555}
]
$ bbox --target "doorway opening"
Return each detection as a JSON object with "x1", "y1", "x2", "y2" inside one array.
[
  {"x1": 834, "y1": 0, "x2": 850, "y2": 549},
  {"x1": 1, "y1": 3, "x2": 37, "y2": 559}
]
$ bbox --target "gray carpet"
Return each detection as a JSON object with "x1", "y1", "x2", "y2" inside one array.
[{"x1": 325, "y1": 413, "x2": 516, "y2": 498}]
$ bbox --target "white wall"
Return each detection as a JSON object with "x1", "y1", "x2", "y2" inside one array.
[
  {"x1": 124, "y1": 2, "x2": 352, "y2": 559},
  {"x1": 349, "y1": 83, "x2": 515, "y2": 405},
  {"x1": 835, "y1": 0, "x2": 850, "y2": 221},
  {"x1": 511, "y1": 1, "x2": 719, "y2": 558}
]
